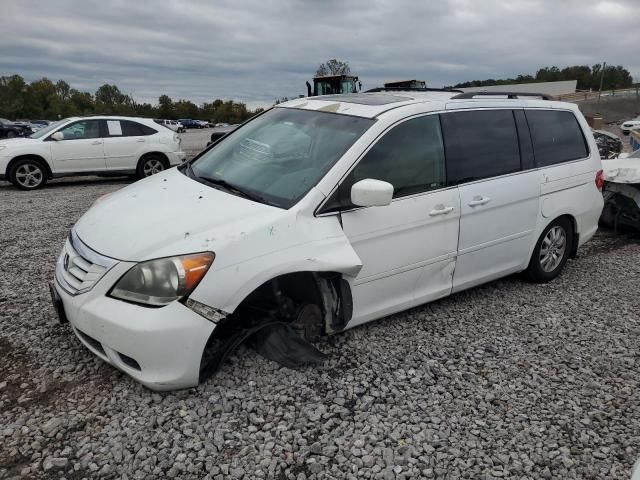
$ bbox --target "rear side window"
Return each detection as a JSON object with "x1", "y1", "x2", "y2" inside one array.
[
  {"x1": 122, "y1": 120, "x2": 157, "y2": 136},
  {"x1": 350, "y1": 114, "x2": 446, "y2": 198},
  {"x1": 441, "y1": 110, "x2": 520, "y2": 185},
  {"x1": 525, "y1": 110, "x2": 588, "y2": 166}
]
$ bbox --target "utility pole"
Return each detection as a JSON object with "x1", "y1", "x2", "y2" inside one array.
[{"x1": 597, "y1": 61, "x2": 606, "y2": 106}]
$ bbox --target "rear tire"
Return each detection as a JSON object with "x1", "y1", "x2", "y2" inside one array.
[
  {"x1": 9, "y1": 158, "x2": 48, "y2": 190},
  {"x1": 524, "y1": 218, "x2": 573, "y2": 283},
  {"x1": 136, "y1": 155, "x2": 167, "y2": 179}
]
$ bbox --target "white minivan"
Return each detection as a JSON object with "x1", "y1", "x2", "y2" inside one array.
[
  {"x1": 51, "y1": 91, "x2": 604, "y2": 390},
  {"x1": 0, "y1": 116, "x2": 186, "y2": 189}
]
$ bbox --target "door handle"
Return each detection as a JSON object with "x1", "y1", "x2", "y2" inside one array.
[
  {"x1": 91, "y1": 140, "x2": 102, "y2": 145},
  {"x1": 136, "y1": 138, "x2": 145, "y2": 142},
  {"x1": 429, "y1": 205, "x2": 455, "y2": 216},
  {"x1": 468, "y1": 195, "x2": 491, "y2": 207}
]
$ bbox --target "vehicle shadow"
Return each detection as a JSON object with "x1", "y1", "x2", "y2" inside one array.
[{"x1": 0, "y1": 176, "x2": 134, "y2": 190}]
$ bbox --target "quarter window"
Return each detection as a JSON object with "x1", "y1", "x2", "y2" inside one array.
[
  {"x1": 58, "y1": 120, "x2": 101, "y2": 140},
  {"x1": 441, "y1": 110, "x2": 520, "y2": 185},
  {"x1": 525, "y1": 110, "x2": 588, "y2": 166},
  {"x1": 122, "y1": 120, "x2": 157, "y2": 136},
  {"x1": 350, "y1": 114, "x2": 446, "y2": 198}
]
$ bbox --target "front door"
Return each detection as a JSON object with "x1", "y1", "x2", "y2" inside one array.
[
  {"x1": 337, "y1": 114, "x2": 460, "y2": 327},
  {"x1": 49, "y1": 120, "x2": 105, "y2": 173}
]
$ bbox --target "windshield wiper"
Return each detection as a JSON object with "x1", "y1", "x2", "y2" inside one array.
[{"x1": 198, "y1": 175, "x2": 270, "y2": 205}]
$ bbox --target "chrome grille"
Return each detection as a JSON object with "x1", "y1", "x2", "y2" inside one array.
[{"x1": 56, "y1": 231, "x2": 118, "y2": 295}]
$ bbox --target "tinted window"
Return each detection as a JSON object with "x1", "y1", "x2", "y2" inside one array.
[
  {"x1": 525, "y1": 110, "x2": 588, "y2": 166},
  {"x1": 58, "y1": 120, "x2": 100, "y2": 140},
  {"x1": 441, "y1": 110, "x2": 520, "y2": 185},
  {"x1": 122, "y1": 120, "x2": 156, "y2": 136},
  {"x1": 350, "y1": 114, "x2": 446, "y2": 198}
]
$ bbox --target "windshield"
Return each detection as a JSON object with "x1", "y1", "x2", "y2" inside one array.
[
  {"x1": 30, "y1": 119, "x2": 67, "y2": 139},
  {"x1": 187, "y1": 108, "x2": 373, "y2": 208}
]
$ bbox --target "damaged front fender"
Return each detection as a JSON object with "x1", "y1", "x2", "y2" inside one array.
[{"x1": 188, "y1": 212, "x2": 363, "y2": 316}]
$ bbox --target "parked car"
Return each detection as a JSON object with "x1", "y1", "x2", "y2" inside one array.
[
  {"x1": 592, "y1": 129, "x2": 622, "y2": 159},
  {"x1": 207, "y1": 124, "x2": 238, "y2": 146},
  {"x1": 154, "y1": 119, "x2": 185, "y2": 133},
  {"x1": 601, "y1": 155, "x2": 640, "y2": 230},
  {"x1": 0, "y1": 118, "x2": 33, "y2": 138},
  {"x1": 179, "y1": 119, "x2": 204, "y2": 129},
  {"x1": 0, "y1": 116, "x2": 186, "y2": 190},
  {"x1": 621, "y1": 118, "x2": 640, "y2": 135},
  {"x1": 50, "y1": 92, "x2": 603, "y2": 390},
  {"x1": 28, "y1": 120, "x2": 51, "y2": 132}
]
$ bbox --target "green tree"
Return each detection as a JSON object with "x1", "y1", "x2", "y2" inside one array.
[
  {"x1": 158, "y1": 94, "x2": 174, "y2": 119},
  {"x1": 0, "y1": 75, "x2": 27, "y2": 118},
  {"x1": 173, "y1": 99, "x2": 199, "y2": 119}
]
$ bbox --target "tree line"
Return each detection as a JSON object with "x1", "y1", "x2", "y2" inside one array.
[
  {"x1": 451, "y1": 64, "x2": 634, "y2": 91},
  {"x1": 0, "y1": 74, "x2": 264, "y2": 123}
]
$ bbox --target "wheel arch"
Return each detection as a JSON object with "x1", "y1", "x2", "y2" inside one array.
[
  {"x1": 7, "y1": 154, "x2": 53, "y2": 179},
  {"x1": 534, "y1": 213, "x2": 578, "y2": 259},
  {"x1": 138, "y1": 151, "x2": 170, "y2": 168},
  {"x1": 197, "y1": 268, "x2": 354, "y2": 383}
]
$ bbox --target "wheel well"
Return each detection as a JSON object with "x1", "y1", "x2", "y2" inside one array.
[
  {"x1": 138, "y1": 151, "x2": 169, "y2": 168},
  {"x1": 7, "y1": 155, "x2": 52, "y2": 179},
  {"x1": 199, "y1": 271, "x2": 351, "y2": 374},
  {"x1": 220, "y1": 272, "x2": 350, "y2": 335}
]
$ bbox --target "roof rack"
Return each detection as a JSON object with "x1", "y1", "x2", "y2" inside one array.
[
  {"x1": 451, "y1": 91, "x2": 554, "y2": 100},
  {"x1": 365, "y1": 87, "x2": 464, "y2": 93}
]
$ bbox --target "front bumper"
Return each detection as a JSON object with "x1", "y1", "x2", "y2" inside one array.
[{"x1": 54, "y1": 249, "x2": 216, "y2": 391}]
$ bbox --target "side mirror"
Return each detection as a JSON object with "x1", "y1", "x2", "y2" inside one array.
[
  {"x1": 51, "y1": 131, "x2": 64, "y2": 141},
  {"x1": 351, "y1": 179, "x2": 394, "y2": 207}
]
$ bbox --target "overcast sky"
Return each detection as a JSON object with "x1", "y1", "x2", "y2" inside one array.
[{"x1": 2, "y1": 0, "x2": 638, "y2": 108}]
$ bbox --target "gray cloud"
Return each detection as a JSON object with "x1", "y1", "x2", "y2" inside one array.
[{"x1": 2, "y1": 0, "x2": 638, "y2": 108}]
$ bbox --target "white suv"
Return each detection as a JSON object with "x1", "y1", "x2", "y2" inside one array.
[
  {"x1": 0, "y1": 116, "x2": 186, "y2": 190},
  {"x1": 51, "y1": 91, "x2": 604, "y2": 390}
]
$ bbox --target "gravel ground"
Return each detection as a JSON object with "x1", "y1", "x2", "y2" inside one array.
[{"x1": 1, "y1": 179, "x2": 640, "y2": 480}]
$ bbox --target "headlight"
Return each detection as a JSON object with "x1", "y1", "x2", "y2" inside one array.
[{"x1": 110, "y1": 252, "x2": 214, "y2": 307}]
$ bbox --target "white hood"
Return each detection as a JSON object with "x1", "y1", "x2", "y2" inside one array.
[
  {"x1": 602, "y1": 157, "x2": 640, "y2": 184},
  {"x1": 0, "y1": 137, "x2": 38, "y2": 148},
  {"x1": 74, "y1": 168, "x2": 286, "y2": 262}
]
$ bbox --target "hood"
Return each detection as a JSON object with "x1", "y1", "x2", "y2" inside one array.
[
  {"x1": 602, "y1": 157, "x2": 640, "y2": 184},
  {"x1": 74, "y1": 168, "x2": 285, "y2": 261},
  {"x1": 0, "y1": 137, "x2": 38, "y2": 148}
]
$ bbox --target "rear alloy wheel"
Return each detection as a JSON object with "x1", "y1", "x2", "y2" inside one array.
[
  {"x1": 524, "y1": 218, "x2": 573, "y2": 283},
  {"x1": 137, "y1": 156, "x2": 166, "y2": 179},
  {"x1": 10, "y1": 159, "x2": 47, "y2": 190}
]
